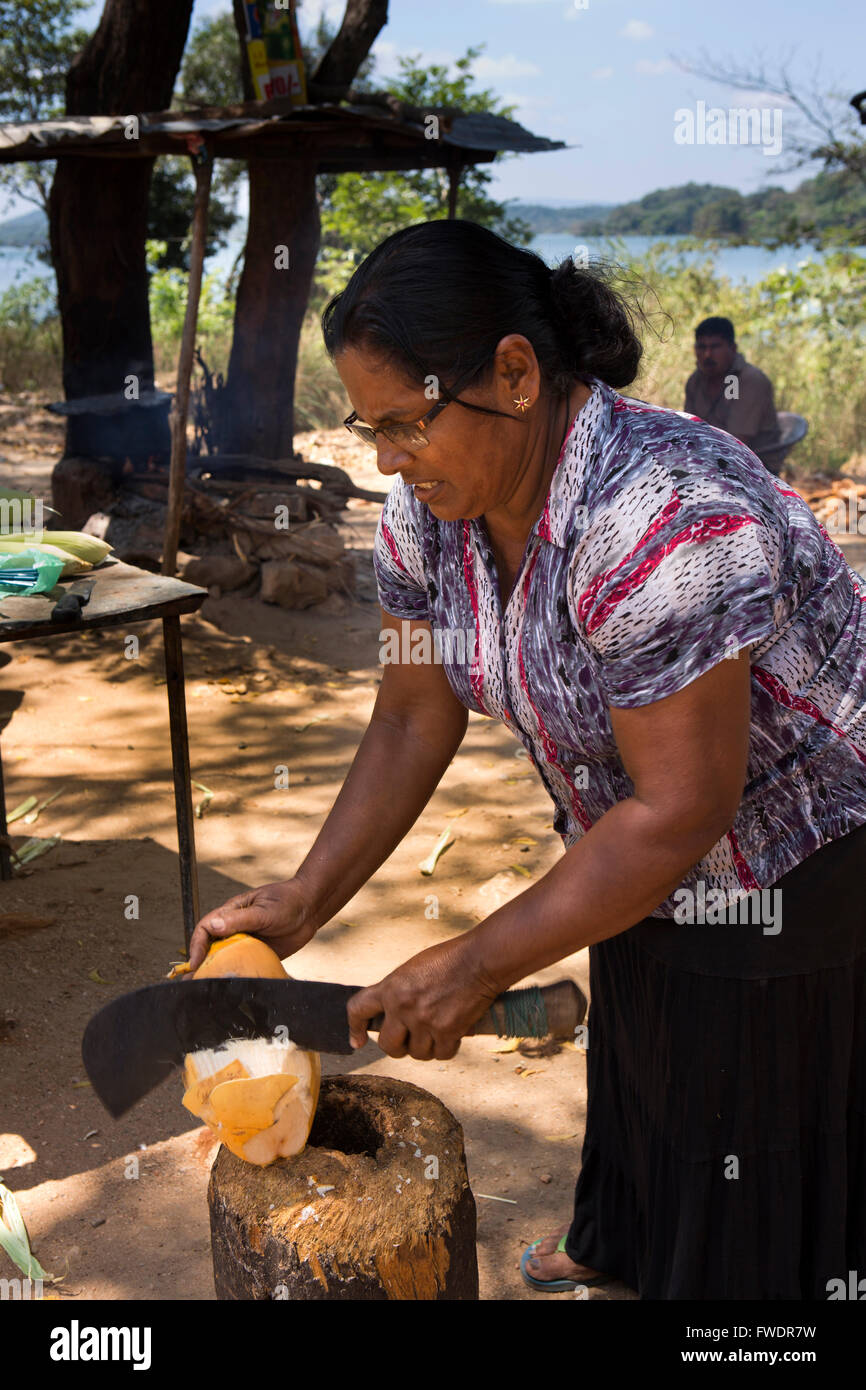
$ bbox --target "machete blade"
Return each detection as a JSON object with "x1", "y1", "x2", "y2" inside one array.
[{"x1": 81, "y1": 977, "x2": 362, "y2": 1118}]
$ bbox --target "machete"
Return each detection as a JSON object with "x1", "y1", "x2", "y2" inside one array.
[{"x1": 82, "y1": 976, "x2": 587, "y2": 1118}]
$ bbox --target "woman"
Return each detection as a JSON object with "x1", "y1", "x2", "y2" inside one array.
[{"x1": 189, "y1": 220, "x2": 866, "y2": 1300}]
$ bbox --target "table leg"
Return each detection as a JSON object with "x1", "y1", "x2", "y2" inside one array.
[
  {"x1": 162, "y1": 614, "x2": 200, "y2": 949},
  {"x1": 0, "y1": 737, "x2": 11, "y2": 880}
]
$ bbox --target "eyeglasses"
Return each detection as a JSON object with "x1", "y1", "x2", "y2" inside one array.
[{"x1": 343, "y1": 362, "x2": 516, "y2": 450}]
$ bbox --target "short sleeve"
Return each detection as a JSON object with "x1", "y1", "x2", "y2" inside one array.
[
  {"x1": 568, "y1": 460, "x2": 781, "y2": 708},
  {"x1": 372, "y1": 480, "x2": 431, "y2": 621}
]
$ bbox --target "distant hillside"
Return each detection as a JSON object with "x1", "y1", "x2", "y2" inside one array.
[
  {"x1": 507, "y1": 201, "x2": 617, "y2": 234},
  {"x1": 2, "y1": 169, "x2": 863, "y2": 251},
  {"x1": 0, "y1": 209, "x2": 48, "y2": 247},
  {"x1": 602, "y1": 172, "x2": 866, "y2": 241},
  {"x1": 509, "y1": 171, "x2": 866, "y2": 242}
]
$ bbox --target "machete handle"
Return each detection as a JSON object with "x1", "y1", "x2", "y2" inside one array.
[{"x1": 368, "y1": 978, "x2": 587, "y2": 1041}]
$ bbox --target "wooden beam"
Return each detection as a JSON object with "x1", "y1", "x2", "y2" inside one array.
[{"x1": 162, "y1": 144, "x2": 213, "y2": 575}]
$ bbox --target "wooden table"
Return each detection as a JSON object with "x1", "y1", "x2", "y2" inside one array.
[{"x1": 0, "y1": 560, "x2": 207, "y2": 946}]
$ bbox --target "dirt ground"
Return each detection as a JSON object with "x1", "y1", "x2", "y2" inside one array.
[{"x1": 1, "y1": 395, "x2": 864, "y2": 1303}]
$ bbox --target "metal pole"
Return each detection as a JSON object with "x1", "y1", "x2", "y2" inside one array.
[
  {"x1": 162, "y1": 613, "x2": 200, "y2": 949},
  {"x1": 0, "y1": 740, "x2": 11, "y2": 880}
]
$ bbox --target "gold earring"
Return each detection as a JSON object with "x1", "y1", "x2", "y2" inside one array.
[{"x1": 513, "y1": 395, "x2": 531, "y2": 413}]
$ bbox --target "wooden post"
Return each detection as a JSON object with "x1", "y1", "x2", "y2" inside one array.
[
  {"x1": 447, "y1": 160, "x2": 463, "y2": 219},
  {"x1": 162, "y1": 143, "x2": 213, "y2": 575},
  {"x1": 208, "y1": 1075, "x2": 479, "y2": 1300}
]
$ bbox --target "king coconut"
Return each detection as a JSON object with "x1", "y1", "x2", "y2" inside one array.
[{"x1": 173, "y1": 934, "x2": 321, "y2": 1166}]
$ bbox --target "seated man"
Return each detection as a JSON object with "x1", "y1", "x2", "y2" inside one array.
[{"x1": 684, "y1": 316, "x2": 781, "y2": 465}]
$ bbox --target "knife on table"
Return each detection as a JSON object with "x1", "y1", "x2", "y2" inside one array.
[
  {"x1": 50, "y1": 577, "x2": 96, "y2": 624},
  {"x1": 82, "y1": 976, "x2": 587, "y2": 1117}
]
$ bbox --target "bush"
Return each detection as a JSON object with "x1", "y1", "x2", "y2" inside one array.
[
  {"x1": 0, "y1": 277, "x2": 61, "y2": 393},
  {"x1": 148, "y1": 241, "x2": 234, "y2": 380}
]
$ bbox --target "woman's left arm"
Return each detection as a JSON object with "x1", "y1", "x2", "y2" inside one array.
[{"x1": 347, "y1": 650, "x2": 752, "y2": 1059}]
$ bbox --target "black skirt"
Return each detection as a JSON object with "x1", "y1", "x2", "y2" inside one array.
[{"x1": 565, "y1": 822, "x2": 866, "y2": 1300}]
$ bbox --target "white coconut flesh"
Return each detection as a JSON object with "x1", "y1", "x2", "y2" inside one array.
[{"x1": 182, "y1": 1036, "x2": 321, "y2": 1166}]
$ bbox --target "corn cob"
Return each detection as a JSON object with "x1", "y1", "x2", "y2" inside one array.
[
  {"x1": 0, "y1": 539, "x2": 91, "y2": 577},
  {"x1": 4, "y1": 531, "x2": 112, "y2": 564}
]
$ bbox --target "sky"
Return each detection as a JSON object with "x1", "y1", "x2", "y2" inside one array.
[{"x1": 3, "y1": 0, "x2": 864, "y2": 220}]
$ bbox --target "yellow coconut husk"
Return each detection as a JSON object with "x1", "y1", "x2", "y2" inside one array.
[{"x1": 179, "y1": 933, "x2": 321, "y2": 1165}]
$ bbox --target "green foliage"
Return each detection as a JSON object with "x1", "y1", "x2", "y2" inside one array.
[
  {"x1": 311, "y1": 44, "x2": 533, "y2": 313},
  {"x1": 148, "y1": 11, "x2": 249, "y2": 273},
  {"x1": 6, "y1": 232, "x2": 865, "y2": 471},
  {"x1": 147, "y1": 157, "x2": 241, "y2": 272},
  {"x1": 0, "y1": 275, "x2": 60, "y2": 391},
  {"x1": 294, "y1": 313, "x2": 351, "y2": 432},
  {"x1": 0, "y1": 0, "x2": 91, "y2": 222},
  {"x1": 146, "y1": 241, "x2": 235, "y2": 376},
  {"x1": 177, "y1": 10, "x2": 245, "y2": 107},
  {"x1": 0, "y1": 0, "x2": 89, "y2": 120}
]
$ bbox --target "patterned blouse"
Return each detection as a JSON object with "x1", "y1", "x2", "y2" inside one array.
[{"x1": 372, "y1": 377, "x2": 866, "y2": 916}]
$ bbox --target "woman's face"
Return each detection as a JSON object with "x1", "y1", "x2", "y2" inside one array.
[{"x1": 335, "y1": 337, "x2": 543, "y2": 524}]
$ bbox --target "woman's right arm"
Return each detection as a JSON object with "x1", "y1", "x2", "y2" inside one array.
[{"x1": 187, "y1": 611, "x2": 469, "y2": 967}]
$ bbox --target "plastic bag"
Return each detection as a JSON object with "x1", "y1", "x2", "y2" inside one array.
[{"x1": 0, "y1": 547, "x2": 65, "y2": 596}]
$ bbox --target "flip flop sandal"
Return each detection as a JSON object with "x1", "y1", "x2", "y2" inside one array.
[{"x1": 520, "y1": 1235, "x2": 613, "y2": 1293}]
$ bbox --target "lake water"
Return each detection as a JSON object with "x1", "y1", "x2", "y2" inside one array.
[
  {"x1": 528, "y1": 233, "x2": 855, "y2": 282},
  {"x1": 0, "y1": 232, "x2": 857, "y2": 300}
]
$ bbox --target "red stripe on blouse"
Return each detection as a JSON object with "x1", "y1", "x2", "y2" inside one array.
[
  {"x1": 585, "y1": 513, "x2": 756, "y2": 636},
  {"x1": 575, "y1": 495, "x2": 683, "y2": 626},
  {"x1": 462, "y1": 521, "x2": 487, "y2": 712},
  {"x1": 381, "y1": 521, "x2": 413, "y2": 578},
  {"x1": 753, "y1": 666, "x2": 866, "y2": 766},
  {"x1": 726, "y1": 828, "x2": 760, "y2": 891}
]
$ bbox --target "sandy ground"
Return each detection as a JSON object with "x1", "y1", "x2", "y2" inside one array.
[{"x1": 1, "y1": 395, "x2": 863, "y2": 1303}]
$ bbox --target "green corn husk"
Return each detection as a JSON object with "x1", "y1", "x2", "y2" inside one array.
[{"x1": 0, "y1": 1180, "x2": 51, "y2": 1281}]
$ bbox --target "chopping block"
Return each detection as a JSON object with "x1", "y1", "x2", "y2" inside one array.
[{"x1": 208, "y1": 1074, "x2": 479, "y2": 1300}]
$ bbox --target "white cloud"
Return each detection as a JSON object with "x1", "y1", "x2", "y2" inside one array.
[
  {"x1": 369, "y1": 42, "x2": 541, "y2": 84},
  {"x1": 369, "y1": 38, "x2": 456, "y2": 77},
  {"x1": 592, "y1": 67, "x2": 615, "y2": 81},
  {"x1": 501, "y1": 92, "x2": 555, "y2": 112},
  {"x1": 295, "y1": 0, "x2": 345, "y2": 22},
  {"x1": 621, "y1": 19, "x2": 653, "y2": 40},
  {"x1": 475, "y1": 55, "x2": 543, "y2": 79},
  {"x1": 635, "y1": 59, "x2": 675, "y2": 75}
]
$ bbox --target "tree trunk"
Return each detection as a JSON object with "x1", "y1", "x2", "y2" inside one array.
[
  {"x1": 310, "y1": 0, "x2": 389, "y2": 99},
  {"x1": 219, "y1": 0, "x2": 390, "y2": 458},
  {"x1": 48, "y1": 0, "x2": 194, "y2": 461},
  {"x1": 208, "y1": 1075, "x2": 479, "y2": 1300},
  {"x1": 220, "y1": 157, "x2": 320, "y2": 458}
]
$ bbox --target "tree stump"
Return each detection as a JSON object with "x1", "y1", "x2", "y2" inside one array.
[{"x1": 208, "y1": 1074, "x2": 478, "y2": 1301}]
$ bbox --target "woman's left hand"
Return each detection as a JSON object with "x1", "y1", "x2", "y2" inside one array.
[{"x1": 346, "y1": 938, "x2": 502, "y2": 1060}]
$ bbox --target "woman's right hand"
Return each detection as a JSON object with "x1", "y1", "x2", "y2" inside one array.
[{"x1": 187, "y1": 878, "x2": 316, "y2": 972}]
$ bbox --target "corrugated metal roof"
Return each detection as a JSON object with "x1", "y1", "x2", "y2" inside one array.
[{"x1": 0, "y1": 102, "x2": 568, "y2": 169}]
